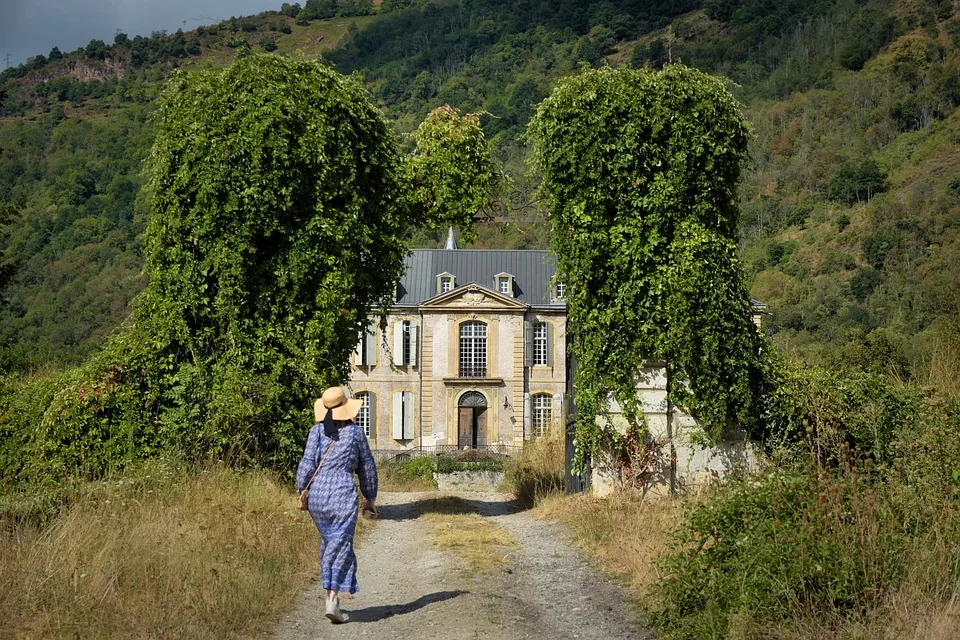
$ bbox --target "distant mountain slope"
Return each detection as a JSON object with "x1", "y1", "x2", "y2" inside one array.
[{"x1": 0, "y1": 0, "x2": 958, "y2": 377}]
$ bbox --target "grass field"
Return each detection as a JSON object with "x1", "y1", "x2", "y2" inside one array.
[{"x1": 0, "y1": 462, "x2": 374, "y2": 639}]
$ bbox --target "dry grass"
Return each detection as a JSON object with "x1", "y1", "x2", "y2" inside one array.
[
  {"x1": 502, "y1": 434, "x2": 566, "y2": 507},
  {"x1": 535, "y1": 492, "x2": 685, "y2": 602},
  {"x1": 925, "y1": 332, "x2": 960, "y2": 397},
  {"x1": 275, "y1": 16, "x2": 377, "y2": 58},
  {"x1": 0, "y1": 462, "x2": 332, "y2": 639},
  {"x1": 414, "y1": 496, "x2": 517, "y2": 574},
  {"x1": 539, "y1": 489, "x2": 960, "y2": 639}
]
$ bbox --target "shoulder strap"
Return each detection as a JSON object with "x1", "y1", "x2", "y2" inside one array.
[{"x1": 303, "y1": 438, "x2": 336, "y2": 493}]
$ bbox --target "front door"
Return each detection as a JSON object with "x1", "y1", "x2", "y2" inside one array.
[
  {"x1": 457, "y1": 391, "x2": 488, "y2": 449},
  {"x1": 458, "y1": 406, "x2": 487, "y2": 448}
]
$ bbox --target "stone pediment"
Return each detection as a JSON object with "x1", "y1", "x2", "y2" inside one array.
[{"x1": 420, "y1": 283, "x2": 527, "y2": 310}]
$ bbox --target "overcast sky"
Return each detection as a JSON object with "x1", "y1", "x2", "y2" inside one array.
[{"x1": 1, "y1": 0, "x2": 281, "y2": 67}]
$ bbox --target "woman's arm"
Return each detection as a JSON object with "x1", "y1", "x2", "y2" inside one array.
[
  {"x1": 355, "y1": 426, "x2": 378, "y2": 503},
  {"x1": 295, "y1": 425, "x2": 320, "y2": 493}
]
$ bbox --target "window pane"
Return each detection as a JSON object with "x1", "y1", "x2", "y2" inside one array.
[
  {"x1": 532, "y1": 393, "x2": 552, "y2": 437},
  {"x1": 534, "y1": 322, "x2": 548, "y2": 366},
  {"x1": 356, "y1": 392, "x2": 371, "y2": 437},
  {"x1": 459, "y1": 321, "x2": 487, "y2": 377},
  {"x1": 402, "y1": 320, "x2": 411, "y2": 365},
  {"x1": 499, "y1": 278, "x2": 509, "y2": 294}
]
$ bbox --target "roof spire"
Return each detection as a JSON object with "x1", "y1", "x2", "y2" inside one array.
[{"x1": 444, "y1": 226, "x2": 458, "y2": 250}]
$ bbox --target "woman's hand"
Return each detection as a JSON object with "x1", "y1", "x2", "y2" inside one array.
[{"x1": 362, "y1": 499, "x2": 378, "y2": 519}]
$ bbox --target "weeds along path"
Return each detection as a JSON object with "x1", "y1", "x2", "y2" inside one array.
[{"x1": 272, "y1": 491, "x2": 651, "y2": 640}]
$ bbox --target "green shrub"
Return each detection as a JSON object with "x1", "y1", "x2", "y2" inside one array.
[
  {"x1": 652, "y1": 469, "x2": 941, "y2": 638},
  {"x1": 377, "y1": 458, "x2": 436, "y2": 491},
  {"x1": 653, "y1": 357, "x2": 960, "y2": 639},
  {"x1": 850, "y1": 266, "x2": 882, "y2": 300},
  {"x1": 862, "y1": 229, "x2": 900, "y2": 269}
]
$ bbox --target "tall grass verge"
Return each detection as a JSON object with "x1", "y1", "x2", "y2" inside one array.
[
  {"x1": 502, "y1": 434, "x2": 565, "y2": 507},
  {"x1": 0, "y1": 462, "x2": 323, "y2": 639},
  {"x1": 536, "y1": 492, "x2": 685, "y2": 601}
]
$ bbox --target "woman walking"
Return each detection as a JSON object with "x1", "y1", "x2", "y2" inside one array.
[{"x1": 296, "y1": 386, "x2": 378, "y2": 624}]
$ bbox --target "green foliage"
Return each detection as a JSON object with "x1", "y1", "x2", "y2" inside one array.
[
  {"x1": 827, "y1": 159, "x2": 887, "y2": 205},
  {"x1": 837, "y1": 8, "x2": 895, "y2": 71},
  {"x1": 530, "y1": 65, "x2": 762, "y2": 468},
  {"x1": 850, "y1": 266, "x2": 882, "y2": 300},
  {"x1": 652, "y1": 468, "x2": 956, "y2": 638},
  {"x1": 862, "y1": 229, "x2": 900, "y2": 270},
  {"x1": 1, "y1": 54, "x2": 497, "y2": 487},
  {"x1": 406, "y1": 105, "x2": 498, "y2": 244},
  {"x1": 652, "y1": 368, "x2": 960, "y2": 638},
  {"x1": 377, "y1": 457, "x2": 437, "y2": 490}
]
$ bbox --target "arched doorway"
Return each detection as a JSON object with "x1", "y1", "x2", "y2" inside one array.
[{"x1": 458, "y1": 391, "x2": 488, "y2": 449}]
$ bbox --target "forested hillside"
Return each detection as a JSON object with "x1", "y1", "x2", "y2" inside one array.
[{"x1": 1, "y1": 0, "x2": 959, "y2": 378}]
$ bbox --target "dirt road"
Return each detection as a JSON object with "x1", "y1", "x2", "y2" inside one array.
[{"x1": 272, "y1": 491, "x2": 652, "y2": 640}]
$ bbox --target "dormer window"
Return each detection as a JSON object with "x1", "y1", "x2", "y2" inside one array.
[
  {"x1": 555, "y1": 280, "x2": 565, "y2": 299},
  {"x1": 436, "y1": 272, "x2": 455, "y2": 294},
  {"x1": 494, "y1": 272, "x2": 514, "y2": 297}
]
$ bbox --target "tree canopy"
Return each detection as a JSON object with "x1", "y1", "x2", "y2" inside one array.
[{"x1": 529, "y1": 64, "x2": 764, "y2": 469}]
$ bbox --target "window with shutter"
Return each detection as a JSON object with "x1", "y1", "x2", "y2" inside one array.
[
  {"x1": 392, "y1": 321, "x2": 417, "y2": 367},
  {"x1": 354, "y1": 322, "x2": 377, "y2": 367}
]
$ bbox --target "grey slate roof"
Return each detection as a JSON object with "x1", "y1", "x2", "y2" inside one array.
[{"x1": 396, "y1": 249, "x2": 562, "y2": 307}]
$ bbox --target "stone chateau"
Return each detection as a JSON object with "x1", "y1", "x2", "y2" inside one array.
[{"x1": 348, "y1": 232, "x2": 567, "y2": 453}]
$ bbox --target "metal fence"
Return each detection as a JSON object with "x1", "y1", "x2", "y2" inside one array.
[{"x1": 370, "y1": 444, "x2": 523, "y2": 464}]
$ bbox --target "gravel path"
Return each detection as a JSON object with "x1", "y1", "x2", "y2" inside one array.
[{"x1": 272, "y1": 491, "x2": 652, "y2": 640}]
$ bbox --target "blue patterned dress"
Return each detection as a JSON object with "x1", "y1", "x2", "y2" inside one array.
[{"x1": 295, "y1": 421, "x2": 378, "y2": 594}]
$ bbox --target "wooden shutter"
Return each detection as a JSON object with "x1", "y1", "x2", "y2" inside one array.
[
  {"x1": 365, "y1": 325, "x2": 378, "y2": 367},
  {"x1": 524, "y1": 320, "x2": 534, "y2": 367},
  {"x1": 523, "y1": 392, "x2": 531, "y2": 440},
  {"x1": 546, "y1": 322, "x2": 555, "y2": 367},
  {"x1": 408, "y1": 324, "x2": 418, "y2": 367},
  {"x1": 403, "y1": 391, "x2": 415, "y2": 439},
  {"x1": 392, "y1": 392, "x2": 403, "y2": 440},
  {"x1": 393, "y1": 321, "x2": 404, "y2": 366},
  {"x1": 368, "y1": 391, "x2": 377, "y2": 439},
  {"x1": 552, "y1": 392, "x2": 564, "y2": 433},
  {"x1": 353, "y1": 336, "x2": 364, "y2": 366}
]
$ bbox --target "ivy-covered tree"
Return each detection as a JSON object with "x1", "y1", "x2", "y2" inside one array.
[
  {"x1": 14, "y1": 55, "x2": 491, "y2": 484},
  {"x1": 529, "y1": 65, "x2": 763, "y2": 471}
]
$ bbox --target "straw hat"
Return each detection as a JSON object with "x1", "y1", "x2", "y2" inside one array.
[{"x1": 314, "y1": 386, "x2": 363, "y2": 423}]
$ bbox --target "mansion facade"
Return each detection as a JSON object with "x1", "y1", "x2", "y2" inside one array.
[{"x1": 348, "y1": 240, "x2": 567, "y2": 453}]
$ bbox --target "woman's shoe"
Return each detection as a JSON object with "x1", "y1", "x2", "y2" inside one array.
[{"x1": 325, "y1": 597, "x2": 348, "y2": 624}]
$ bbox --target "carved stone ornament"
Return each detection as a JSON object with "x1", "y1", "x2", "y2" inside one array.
[{"x1": 463, "y1": 292, "x2": 486, "y2": 306}]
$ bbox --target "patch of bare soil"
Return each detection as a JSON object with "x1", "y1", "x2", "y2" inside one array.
[{"x1": 272, "y1": 491, "x2": 652, "y2": 640}]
